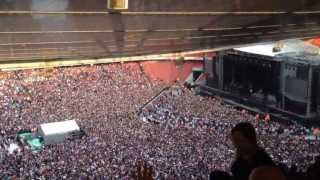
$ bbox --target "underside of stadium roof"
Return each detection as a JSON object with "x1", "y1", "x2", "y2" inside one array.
[{"x1": 0, "y1": 0, "x2": 320, "y2": 63}]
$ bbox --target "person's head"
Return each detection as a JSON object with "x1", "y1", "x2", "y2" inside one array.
[
  {"x1": 231, "y1": 122, "x2": 258, "y2": 156},
  {"x1": 249, "y1": 166, "x2": 286, "y2": 180}
]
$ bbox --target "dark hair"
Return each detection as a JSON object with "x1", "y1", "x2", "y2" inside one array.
[{"x1": 231, "y1": 122, "x2": 257, "y2": 144}]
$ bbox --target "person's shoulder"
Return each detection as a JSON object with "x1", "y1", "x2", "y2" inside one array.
[
  {"x1": 256, "y1": 147, "x2": 268, "y2": 155},
  {"x1": 254, "y1": 148, "x2": 275, "y2": 165},
  {"x1": 249, "y1": 166, "x2": 286, "y2": 180},
  {"x1": 256, "y1": 148, "x2": 269, "y2": 156}
]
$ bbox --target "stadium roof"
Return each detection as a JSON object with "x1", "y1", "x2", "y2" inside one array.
[{"x1": 0, "y1": 0, "x2": 320, "y2": 62}]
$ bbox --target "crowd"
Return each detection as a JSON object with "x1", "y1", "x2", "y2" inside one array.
[{"x1": 0, "y1": 63, "x2": 319, "y2": 179}]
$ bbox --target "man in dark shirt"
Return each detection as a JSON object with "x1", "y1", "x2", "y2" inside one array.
[
  {"x1": 230, "y1": 122, "x2": 276, "y2": 180},
  {"x1": 231, "y1": 148, "x2": 275, "y2": 180}
]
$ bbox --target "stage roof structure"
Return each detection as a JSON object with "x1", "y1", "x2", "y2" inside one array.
[{"x1": 235, "y1": 39, "x2": 320, "y2": 57}]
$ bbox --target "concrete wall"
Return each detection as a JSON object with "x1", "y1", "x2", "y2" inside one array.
[
  {"x1": 141, "y1": 60, "x2": 203, "y2": 83},
  {"x1": 309, "y1": 38, "x2": 320, "y2": 47}
]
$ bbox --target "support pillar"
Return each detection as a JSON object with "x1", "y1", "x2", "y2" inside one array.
[
  {"x1": 218, "y1": 53, "x2": 224, "y2": 90},
  {"x1": 306, "y1": 66, "x2": 313, "y2": 117}
]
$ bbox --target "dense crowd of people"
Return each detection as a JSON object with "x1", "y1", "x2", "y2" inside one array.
[{"x1": 0, "y1": 63, "x2": 319, "y2": 179}]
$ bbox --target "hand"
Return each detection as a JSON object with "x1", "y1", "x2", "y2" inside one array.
[{"x1": 131, "y1": 161, "x2": 154, "y2": 180}]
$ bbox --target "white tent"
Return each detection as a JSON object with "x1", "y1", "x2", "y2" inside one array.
[{"x1": 38, "y1": 120, "x2": 80, "y2": 145}]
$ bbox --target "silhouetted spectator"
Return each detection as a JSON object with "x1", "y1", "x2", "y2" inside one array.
[{"x1": 231, "y1": 122, "x2": 275, "y2": 180}]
